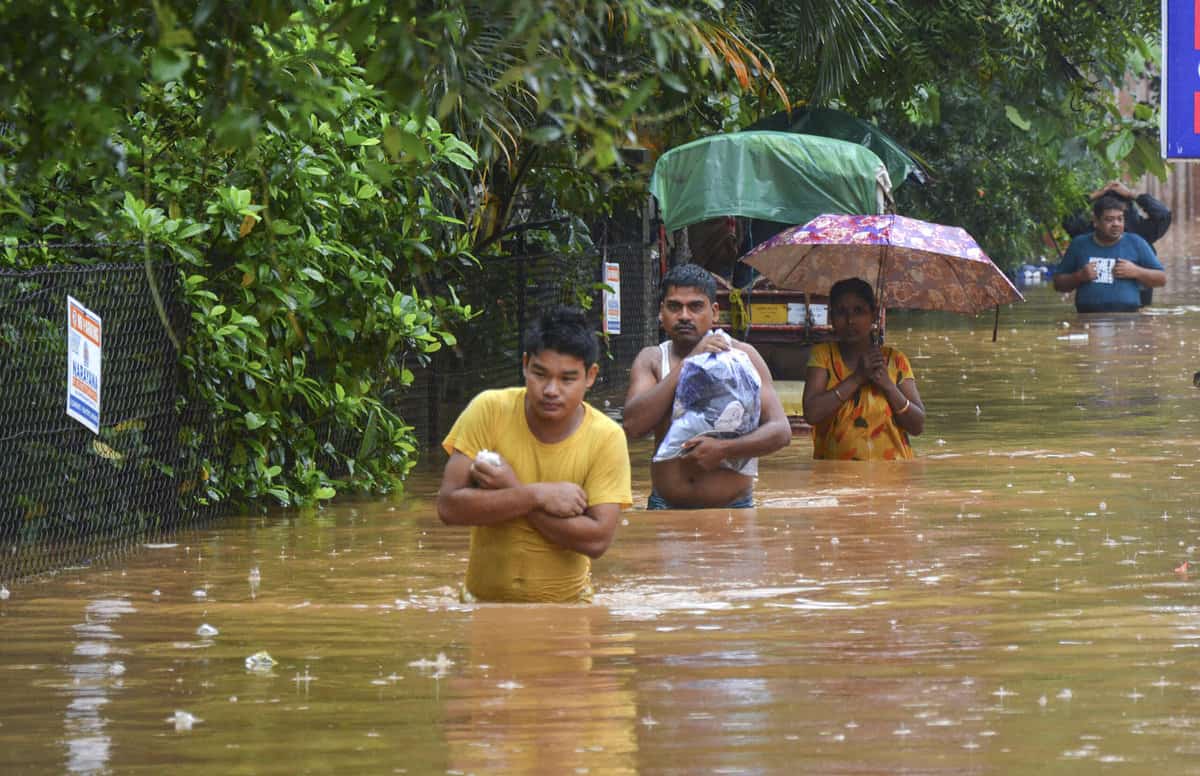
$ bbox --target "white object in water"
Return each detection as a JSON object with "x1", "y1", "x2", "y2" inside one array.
[
  {"x1": 0, "y1": 585, "x2": 9, "y2": 600},
  {"x1": 245, "y1": 651, "x2": 277, "y2": 671},
  {"x1": 169, "y1": 710, "x2": 201, "y2": 731},
  {"x1": 408, "y1": 652, "x2": 454, "y2": 671},
  {"x1": 192, "y1": 589, "x2": 207, "y2": 599},
  {"x1": 475, "y1": 449, "x2": 503, "y2": 468},
  {"x1": 196, "y1": 623, "x2": 219, "y2": 638},
  {"x1": 248, "y1": 567, "x2": 261, "y2": 582}
]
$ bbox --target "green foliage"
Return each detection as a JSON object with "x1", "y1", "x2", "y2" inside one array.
[
  {"x1": 2, "y1": 14, "x2": 477, "y2": 508},
  {"x1": 1, "y1": 0, "x2": 777, "y2": 508},
  {"x1": 893, "y1": 85, "x2": 1094, "y2": 267},
  {"x1": 743, "y1": 0, "x2": 1165, "y2": 269},
  {"x1": 0, "y1": 0, "x2": 1173, "y2": 510}
]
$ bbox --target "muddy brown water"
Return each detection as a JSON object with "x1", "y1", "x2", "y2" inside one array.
[{"x1": 3, "y1": 250, "x2": 1200, "y2": 774}]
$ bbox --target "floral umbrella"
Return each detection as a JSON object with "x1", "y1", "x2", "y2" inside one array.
[{"x1": 740, "y1": 213, "x2": 1023, "y2": 315}]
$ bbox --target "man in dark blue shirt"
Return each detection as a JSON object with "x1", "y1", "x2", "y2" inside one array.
[
  {"x1": 1062, "y1": 181, "x2": 1171, "y2": 306},
  {"x1": 1053, "y1": 194, "x2": 1166, "y2": 313}
]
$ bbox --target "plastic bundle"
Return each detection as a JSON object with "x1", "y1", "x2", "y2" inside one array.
[{"x1": 652, "y1": 334, "x2": 762, "y2": 473}]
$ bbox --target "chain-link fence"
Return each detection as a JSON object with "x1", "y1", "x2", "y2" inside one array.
[
  {"x1": 396, "y1": 237, "x2": 660, "y2": 449},
  {"x1": 0, "y1": 225, "x2": 660, "y2": 580},
  {"x1": 1, "y1": 250, "x2": 213, "y2": 583}
]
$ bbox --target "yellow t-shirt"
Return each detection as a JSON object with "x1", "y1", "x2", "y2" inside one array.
[
  {"x1": 441, "y1": 387, "x2": 632, "y2": 603},
  {"x1": 806, "y1": 342, "x2": 916, "y2": 461}
]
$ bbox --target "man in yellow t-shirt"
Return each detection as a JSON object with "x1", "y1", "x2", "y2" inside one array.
[{"x1": 437, "y1": 306, "x2": 632, "y2": 603}]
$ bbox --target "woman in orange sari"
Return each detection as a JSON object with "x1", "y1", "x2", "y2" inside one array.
[{"x1": 802, "y1": 277, "x2": 925, "y2": 460}]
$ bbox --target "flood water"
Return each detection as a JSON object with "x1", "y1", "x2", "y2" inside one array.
[{"x1": 3, "y1": 247, "x2": 1200, "y2": 774}]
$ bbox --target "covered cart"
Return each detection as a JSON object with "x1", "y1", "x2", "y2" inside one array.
[{"x1": 649, "y1": 130, "x2": 899, "y2": 425}]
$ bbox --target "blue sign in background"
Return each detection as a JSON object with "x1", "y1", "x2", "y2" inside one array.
[{"x1": 1164, "y1": 0, "x2": 1200, "y2": 157}]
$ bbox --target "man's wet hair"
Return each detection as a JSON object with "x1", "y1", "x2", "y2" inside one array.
[
  {"x1": 1093, "y1": 194, "x2": 1128, "y2": 219},
  {"x1": 659, "y1": 263, "x2": 717, "y2": 304},
  {"x1": 829, "y1": 277, "x2": 877, "y2": 313},
  {"x1": 524, "y1": 305, "x2": 599, "y2": 365}
]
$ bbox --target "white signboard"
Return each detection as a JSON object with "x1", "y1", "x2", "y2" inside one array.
[
  {"x1": 602, "y1": 261, "x2": 621, "y2": 334},
  {"x1": 66, "y1": 296, "x2": 102, "y2": 434}
]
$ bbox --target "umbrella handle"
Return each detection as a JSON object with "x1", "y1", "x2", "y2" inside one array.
[{"x1": 873, "y1": 241, "x2": 887, "y2": 345}]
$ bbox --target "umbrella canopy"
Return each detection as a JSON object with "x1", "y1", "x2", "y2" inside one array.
[
  {"x1": 649, "y1": 131, "x2": 891, "y2": 233},
  {"x1": 740, "y1": 213, "x2": 1023, "y2": 315},
  {"x1": 747, "y1": 107, "x2": 928, "y2": 189}
]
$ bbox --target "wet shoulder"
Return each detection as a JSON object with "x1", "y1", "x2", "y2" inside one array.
[
  {"x1": 730, "y1": 337, "x2": 769, "y2": 365},
  {"x1": 1122, "y1": 232, "x2": 1152, "y2": 250},
  {"x1": 584, "y1": 401, "x2": 625, "y2": 440},
  {"x1": 1066, "y1": 232, "x2": 1096, "y2": 251},
  {"x1": 468, "y1": 387, "x2": 525, "y2": 419},
  {"x1": 807, "y1": 341, "x2": 836, "y2": 368},
  {"x1": 633, "y1": 343, "x2": 666, "y2": 377}
]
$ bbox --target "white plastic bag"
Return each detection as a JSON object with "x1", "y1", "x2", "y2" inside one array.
[{"x1": 652, "y1": 332, "x2": 761, "y2": 473}]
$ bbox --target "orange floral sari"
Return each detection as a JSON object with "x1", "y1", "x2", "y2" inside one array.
[{"x1": 806, "y1": 342, "x2": 915, "y2": 461}]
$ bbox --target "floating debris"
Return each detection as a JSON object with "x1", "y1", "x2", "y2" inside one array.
[
  {"x1": 0, "y1": 585, "x2": 9, "y2": 600},
  {"x1": 248, "y1": 567, "x2": 261, "y2": 582},
  {"x1": 408, "y1": 652, "x2": 454, "y2": 671},
  {"x1": 169, "y1": 710, "x2": 201, "y2": 731},
  {"x1": 196, "y1": 624, "x2": 219, "y2": 638},
  {"x1": 245, "y1": 651, "x2": 277, "y2": 671},
  {"x1": 1175, "y1": 561, "x2": 1190, "y2": 574},
  {"x1": 192, "y1": 589, "x2": 207, "y2": 599}
]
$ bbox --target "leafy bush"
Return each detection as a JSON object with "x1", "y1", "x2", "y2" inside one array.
[{"x1": 2, "y1": 24, "x2": 477, "y2": 508}]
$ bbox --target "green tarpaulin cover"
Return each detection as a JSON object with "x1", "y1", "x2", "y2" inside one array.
[
  {"x1": 747, "y1": 108, "x2": 924, "y2": 189},
  {"x1": 649, "y1": 131, "x2": 890, "y2": 233}
]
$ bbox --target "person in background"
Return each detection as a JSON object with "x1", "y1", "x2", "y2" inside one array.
[
  {"x1": 622, "y1": 263, "x2": 790, "y2": 509},
  {"x1": 1053, "y1": 194, "x2": 1165, "y2": 313},
  {"x1": 802, "y1": 277, "x2": 924, "y2": 461},
  {"x1": 436, "y1": 306, "x2": 632, "y2": 603},
  {"x1": 1062, "y1": 181, "x2": 1171, "y2": 305}
]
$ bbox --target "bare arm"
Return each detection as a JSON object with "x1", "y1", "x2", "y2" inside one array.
[
  {"x1": 803, "y1": 363, "x2": 854, "y2": 426},
  {"x1": 623, "y1": 335, "x2": 731, "y2": 438},
  {"x1": 1053, "y1": 262, "x2": 1097, "y2": 292},
  {"x1": 1114, "y1": 260, "x2": 1165, "y2": 288},
  {"x1": 436, "y1": 452, "x2": 587, "y2": 526},
  {"x1": 861, "y1": 348, "x2": 924, "y2": 436},
  {"x1": 895, "y1": 379, "x2": 924, "y2": 435},
  {"x1": 621, "y1": 346, "x2": 678, "y2": 439},
  {"x1": 527, "y1": 503, "x2": 621, "y2": 559},
  {"x1": 1134, "y1": 193, "x2": 1171, "y2": 242}
]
